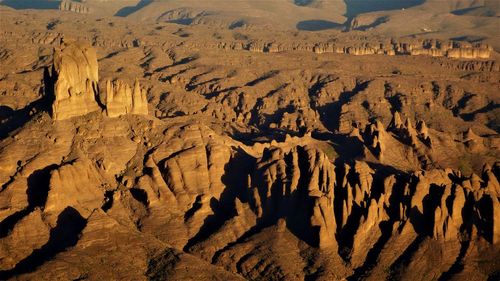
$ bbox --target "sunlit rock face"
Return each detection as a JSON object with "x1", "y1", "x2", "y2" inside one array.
[
  {"x1": 47, "y1": 41, "x2": 148, "y2": 120},
  {"x1": 59, "y1": 0, "x2": 91, "y2": 14},
  {"x1": 105, "y1": 79, "x2": 148, "y2": 118},
  {"x1": 49, "y1": 40, "x2": 100, "y2": 120}
]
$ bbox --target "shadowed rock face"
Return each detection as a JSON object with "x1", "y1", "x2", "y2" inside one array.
[
  {"x1": 0, "y1": 96, "x2": 498, "y2": 280},
  {"x1": 0, "y1": 4, "x2": 499, "y2": 280},
  {"x1": 296, "y1": 20, "x2": 344, "y2": 31}
]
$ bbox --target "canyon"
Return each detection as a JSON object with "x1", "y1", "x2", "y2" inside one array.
[{"x1": 0, "y1": 1, "x2": 498, "y2": 280}]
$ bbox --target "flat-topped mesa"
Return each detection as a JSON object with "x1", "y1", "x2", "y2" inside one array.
[
  {"x1": 49, "y1": 40, "x2": 100, "y2": 120},
  {"x1": 59, "y1": 0, "x2": 91, "y2": 14},
  {"x1": 105, "y1": 79, "x2": 148, "y2": 117}
]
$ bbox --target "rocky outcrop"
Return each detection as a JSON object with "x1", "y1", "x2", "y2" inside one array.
[
  {"x1": 49, "y1": 40, "x2": 100, "y2": 120},
  {"x1": 47, "y1": 40, "x2": 149, "y2": 120},
  {"x1": 59, "y1": 0, "x2": 91, "y2": 14},
  {"x1": 248, "y1": 146, "x2": 337, "y2": 248},
  {"x1": 446, "y1": 46, "x2": 492, "y2": 59},
  {"x1": 105, "y1": 79, "x2": 148, "y2": 117},
  {"x1": 44, "y1": 158, "x2": 106, "y2": 226},
  {"x1": 0, "y1": 210, "x2": 49, "y2": 271},
  {"x1": 199, "y1": 38, "x2": 494, "y2": 59},
  {"x1": 0, "y1": 111, "x2": 498, "y2": 280}
]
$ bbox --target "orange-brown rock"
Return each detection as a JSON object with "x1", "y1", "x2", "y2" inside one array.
[
  {"x1": 59, "y1": 0, "x2": 91, "y2": 14},
  {"x1": 105, "y1": 79, "x2": 148, "y2": 117},
  {"x1": 49, "y1": 40, "x2": 100, "y2": 120}
]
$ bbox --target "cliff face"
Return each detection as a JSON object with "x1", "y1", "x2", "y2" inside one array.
[
  {"x1": 47, "y1": 41, "x2": 148, "y2": 120},
  {"x1": 59, "y1": 0, "x2": 91, "y2": 14},
  {"x1": 105, "y1": 79, "x2": 148, "y2": 117},
  {"x1": 50, "y1": 40, "x2": 100, "y2": 120},
  {"x1": 2, "y1": 114, "x2": 498, "y2": 280}
]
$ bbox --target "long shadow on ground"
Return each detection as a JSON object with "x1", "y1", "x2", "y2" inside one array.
[
  {"x1": 115, "y1": 0, "x2": 153, "y2": 17},
  {"x1": 297, "y1": 20, "x2": 344, "y2": 31},
  {"x1": 344, "y1": 0, "x2": 425, "y2": 18},
  {"x1": 0, "y1": 0, "x2": 60, "y2": 10}
]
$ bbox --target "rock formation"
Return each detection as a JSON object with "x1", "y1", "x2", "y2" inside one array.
[
  {"x1": 59, "y1": 0, "x2": 91, "y2": 14},
  {"x1": 49, "y1": 40, "x2": 100, "y2": 120},
  {"x1": 105, "y1": 79, "x2": 148, "y2": 117},
  {"x1": 47, "y1": 40, "x2": 148, "y2": 120},
  {"x1": 207, "y1": 38, "x2": 494, "y2": 59}
]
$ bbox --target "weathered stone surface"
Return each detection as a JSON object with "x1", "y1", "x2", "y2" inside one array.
[
  {"x1": 59, "y1": 0, "x2": 91, "y2": 14},
  {"x1": 50, "y1": 40, "x2": 100, "y2": 120},
  {"x1": 44, "y1": 158, "x2": 105, "y2": 226},
  {"x1": 105, "y1": 79, "x2": 148, "y2": 117}
]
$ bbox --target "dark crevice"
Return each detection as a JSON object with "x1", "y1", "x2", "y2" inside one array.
[
  {"x1": 337, "y1": 202, "x2": 362, "y2": 262},
  {"x1": 184, "y1": 195, "x2": 204, "y2": 222},
  {"x1": 0, "y1": 209, "x2": 31, "y2": 238},
  {"x1": 326, "y1": 80, "x2": 371, "y2": 133},
  {"x1": 183, "y1": 150, "x2": 254, "y2": 252},
  {"x1": 387, "y1": 235, "x2": 426, "y2": 280},
  {"x1": 185, "y1": 77, "x2": 221, "y2": 92},
  {"x1": 101, "y1": 190, "x2": 115, "y2": 212},
  {"x1": 0, "y1": 67, "x2": 53, "y2": 140},
  {"x1": 347, "y1": 221, "x2": 394, "y2": 281},
  {"x1": 130, "y1": 188, "x2": 149, "y2": 207},
  {"x1": 460, "y1": 102, "x2": 499, "y2": 122},
  {"x1": 27, "y1": 164, "x2": 58, "y2": 208},
  {"x1": 437, "y1": 239, "x2": 470, "y2": 281},
  {"x1": 245, "y1": 70, "x2": 279, "y2": 87},
  {"x1": 286, "y1": 146, "x2": 320, "y2": 247},
  {"x1": 0, "y1": 164, "x2": 59, "y2": 238},
  {"x1": 347, "y1": 172, "x2": 408, "y2": 280},
  {"x1": 211, "y1": 223, "x2": 265, "y2": 264},
  {"x1": 146, "y1": 248, "x2": 182, "y2": 280}
]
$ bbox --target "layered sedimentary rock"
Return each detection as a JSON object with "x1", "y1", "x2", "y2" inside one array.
[
  {"x1": 47, "y1": 41, "x2": 148, "y2": 120},
  {"x1": 0, "y1": 111, "x2": 498, "y2": 280},
  {"x1": 105, "y1": 79, "x2": 148, "y2": 117},
  {"x1": 213, "y1": 39, "x2": 494, "y2": 59},
  {"x1": 59, "y1": 0, "x2": 91, "y2": 14},
  {"x1": 44, "y1": 158, "x2": 106, "y2": 226},
  {"x1": 49, "y1": 40, "x2": 100, "y2": 120},
  {"x1": 247, "y1": 146, "x2": 337, "y2": 248}
]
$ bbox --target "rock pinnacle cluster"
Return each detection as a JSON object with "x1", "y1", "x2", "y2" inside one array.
[{"x1": 47, "y1": 40, "x2": 148, "y2": 120}]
